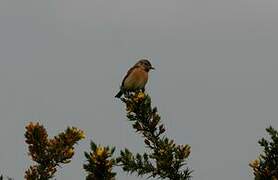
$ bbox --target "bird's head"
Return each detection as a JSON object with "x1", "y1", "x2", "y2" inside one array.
[{"x1": 135, "y1": 59, "x2": 155, "y2": 72}]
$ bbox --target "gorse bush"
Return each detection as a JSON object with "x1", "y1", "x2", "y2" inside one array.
[
  {"x1": 116, "y1": 92, "x2": 191, "y2": 180},
  {"x1": 23, "y1": 91, "x2": 278, "y2": 180},
  {"x1": 250, "y1": 126, "x2": 278, "y2": 180},
  {"x1": 84, "y1": 141, "x2": 116, "y2": 180},
  {"x1": 25, "y1": 122, "x2": 85, "y2": 180},
  {"x1": 24, "y1": 92, "x2": 192, "y2": 179}
]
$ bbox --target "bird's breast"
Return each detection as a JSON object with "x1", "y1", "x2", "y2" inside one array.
[{"x1": 123, "y1": 68, "x2": 148, "y2": 90}]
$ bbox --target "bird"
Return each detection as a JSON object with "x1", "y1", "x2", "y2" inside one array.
[{"x1": 115, "y1": 59, "x2": 154, "y2": 98}]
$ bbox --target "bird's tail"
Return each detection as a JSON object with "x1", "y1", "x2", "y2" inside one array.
[{"x1": 115, "y1": 90, "x2": 123, "y2": 98}]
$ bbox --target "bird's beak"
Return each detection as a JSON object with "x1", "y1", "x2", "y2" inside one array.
[{"x1": 150, "y1": 66, "x2": 155, "y2": 70}]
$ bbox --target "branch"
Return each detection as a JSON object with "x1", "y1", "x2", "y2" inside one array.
[
  {"x1": 117, "y1": 92, "x2": 192, "y2": 180},
  {"x1": 83, "y1": 141, "x2": 116, "y2": 180},
  {"x1": 250, "y1": 126, "x2": 278, "y2": 180},
  {"x1": 25, "y1": 122, "x2": 85, "y2": 180}
]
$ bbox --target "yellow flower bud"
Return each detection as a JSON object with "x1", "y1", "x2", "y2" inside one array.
[
  {"x1": 249, "y1": 159, "x2": 260, "y2": 168},
  {"x1": 67, "y1": 148, "x2": 74, "y2": 157},
  {"x1": 137, "y1": 92, "x2": 145, "y2": 99},
  {"x1": 96, "y1": 147, "x2": 105, "y2": 156},
  {"x1": 79, "y1": 130, "x2": 86, "y2": 139}
]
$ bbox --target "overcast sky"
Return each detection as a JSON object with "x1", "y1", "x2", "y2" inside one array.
[{"x1": 0, "y1": 0, "x2": 278, "y2": 179}]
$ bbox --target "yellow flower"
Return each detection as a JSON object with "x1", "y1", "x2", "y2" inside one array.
[
  {"x1": 133, "y1": 92, "x2": 145, "y2": 102},
  {"x1": 249, "y1": 159, "x2": 260, "y2": 168},
  {"x1": 66, "y1": 148, "x2": 74, "y2": 157},
  {"x1": 79, "y1": 130, "x2": 86, "y2": 139},
  {"x1": 96, "y1": 147, "x2": 105, "y2": 156},
  {"x1": 182, "y1": 144, "x2": 191, "y2": 158},
  {"x1": 70, "y1": 127, "x2": 86, "y2": 139},
  {"x1": 137, "y1": 92, "x2": 145, "y2": 99}
]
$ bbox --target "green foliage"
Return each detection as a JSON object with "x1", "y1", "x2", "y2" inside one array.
[
  {"x1": 118, "y1": 149, "x2": 155, "y2": 176},
  {"x1": 83, "y1": 141, "x2": 116, "y2": 180},
  {"x1": 250, "y1": 126, "x2": 278, "y2": 180},
  {"x1": 24, "y1": 122, "x2": 85, "y2": 180},
  {"x1": 23, "y1": 91, "x2": 192, "y2": 179},
  {"x1": 116, "y1": 92, "x2": 192, "y2": 180}
]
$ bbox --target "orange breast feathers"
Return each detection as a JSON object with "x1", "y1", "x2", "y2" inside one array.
[{"x1": 123, "y1": 67, "x2": 148, "y2": 90}]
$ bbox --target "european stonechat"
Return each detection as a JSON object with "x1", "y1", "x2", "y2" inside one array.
[{"x1": 115, "y1": 59, "x2": 154, "y2": 98}]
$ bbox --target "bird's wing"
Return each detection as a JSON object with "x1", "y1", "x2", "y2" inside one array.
[{"x1": 121, "y1": 65, "x2": 139, "y2": 88}]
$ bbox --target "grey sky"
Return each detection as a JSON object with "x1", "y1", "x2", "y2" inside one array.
[{"x1": 0, "y1": 0, "x2": 278, "y2": 179}]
